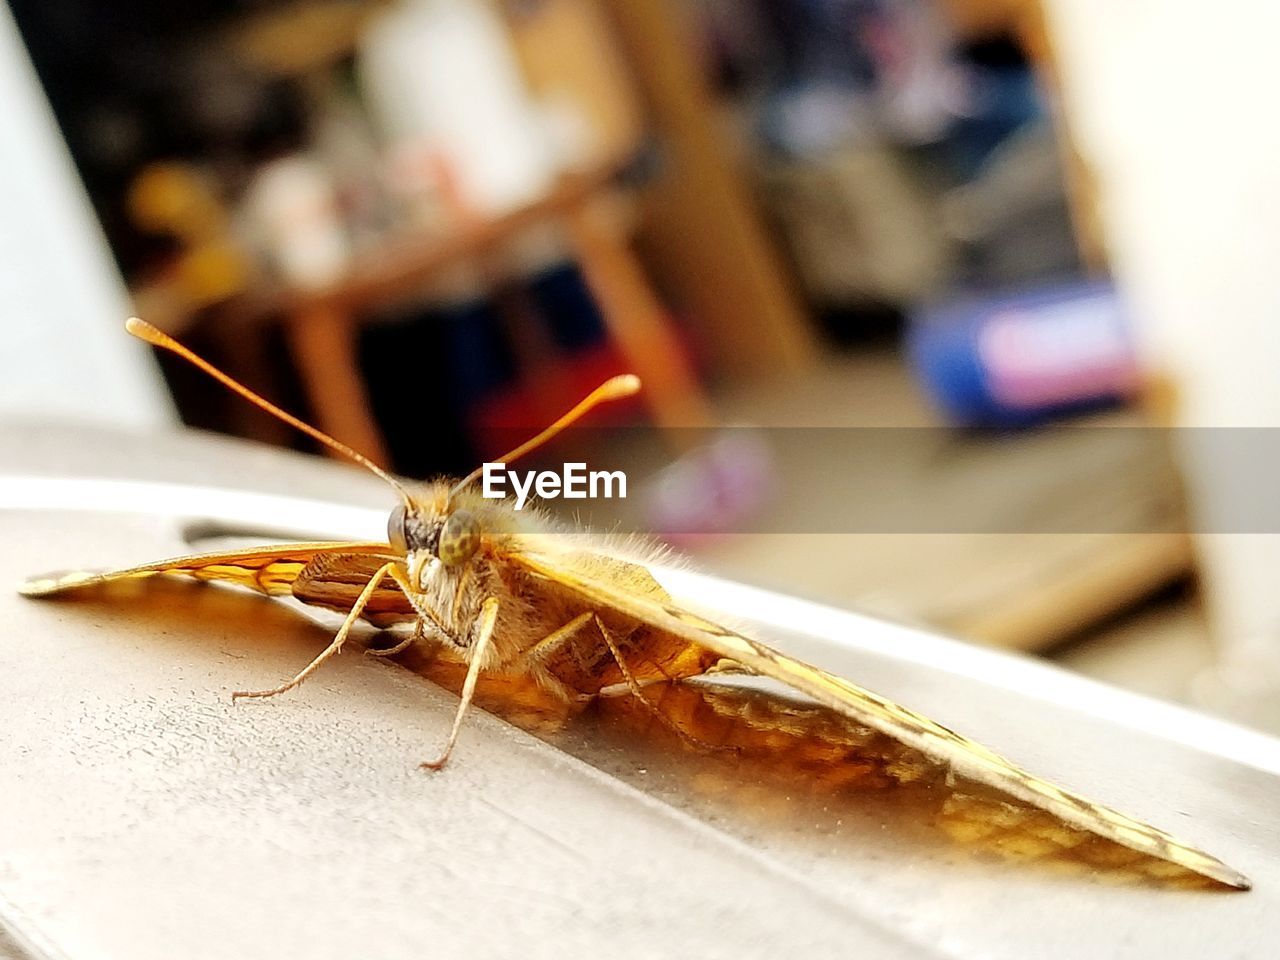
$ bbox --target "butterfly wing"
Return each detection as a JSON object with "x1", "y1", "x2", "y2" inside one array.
[
  {"x1": 505, "y1": 547, "x2": 724, "y2": 692},
  {"x1": 509, "y1": 547, "x2": 1250, "y2": 889},
  {"x1": 289, "y1": 549, "x2": 416, "y2": 626},
  {"x1": 21, "y1": 541, "x2": 413, "y2": 626}
]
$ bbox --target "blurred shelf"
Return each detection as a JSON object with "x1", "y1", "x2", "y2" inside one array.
[{"x1": 600, "y1": 0, "x2": 818, "y2": 377}]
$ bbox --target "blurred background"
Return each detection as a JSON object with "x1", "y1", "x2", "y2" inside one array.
[{"x1": 3, "y1": 0, "x2": 1279, "y2": 731}]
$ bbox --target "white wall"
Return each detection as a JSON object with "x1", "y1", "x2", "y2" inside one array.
[
  {"x1": 1042, "y1": 2, "x2": 1280, "y2": 657},
  {"x1": 0, "y1": 4, "x2": 171, "y2": 430}
]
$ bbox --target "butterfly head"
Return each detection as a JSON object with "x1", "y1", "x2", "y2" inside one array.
[{"x1": 387, "y1": 494, "x2": 482, "y2": 569}]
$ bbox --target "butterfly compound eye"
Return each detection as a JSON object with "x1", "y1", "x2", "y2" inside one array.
[
  {"x1": 438, "y1": 509, "x2": 481, "y2": 566},
  {"x1": 387, "y1": 503, "x2": 409, "y2": 553}
]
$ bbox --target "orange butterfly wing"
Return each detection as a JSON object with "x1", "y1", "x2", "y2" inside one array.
[
  {"x1": 508, "y1": 546, "x2": 1251, "y2": 890},
  {"x1": 20, "y1": 541, "x2": 415, "y2": 626}
]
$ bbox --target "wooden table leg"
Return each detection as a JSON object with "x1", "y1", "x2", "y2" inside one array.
[
  {"x1": 601, "y1": 0, "x2": 817, "y2": 377},
  {"x1": 564, "y1": 201, "x2": 715, "y2": 438},
  {"x1": 282, "y1": 303, "x2": 391, "y2": 468}
]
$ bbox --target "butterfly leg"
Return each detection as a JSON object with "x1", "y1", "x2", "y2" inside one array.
[
  {"x1": 593, "y1": 616, "x2": 737, "y2": 755},
  {"x1": 512, "y1": 612, "x2": 595, "y2": 671},
  {"x1": 366, "y1": 614, "x2": 450, "y2": 659},
  {"x1": 420, "y1": 596, "x2": 500, "y2": 771},
  {"x1": 233, "y1": 561, "x2": 398, "y2": 700},
  {"x1": 363, "y1": 623, "x2": 422, "y2": 658},
  {"x1": 387, "y1": 565, "x2": 455, "y2": 642},
  {"x1": 364, "y1": 630, "x2": 418, "y2": 658}
]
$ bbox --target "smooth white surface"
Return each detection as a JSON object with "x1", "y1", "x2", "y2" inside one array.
[
  {"x1": 0, "y1": 7, "x2": 171, "y2": 429},
  {"x1": 1041, "y1": 0, "x2": 1280, "y2": 650}
]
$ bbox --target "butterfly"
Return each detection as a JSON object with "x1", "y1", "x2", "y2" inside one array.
[{"x1": 19, "y1": 318, "x2": 1250, "y2": 890}]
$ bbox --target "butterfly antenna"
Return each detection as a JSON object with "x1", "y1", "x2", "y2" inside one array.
[
  {"x1": 127, "y1": 317, "x2": 410, "y2": 500},
  {"x1": 450, "y1": 374, "x2": 641, "y2": 498}
]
